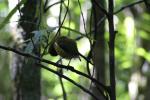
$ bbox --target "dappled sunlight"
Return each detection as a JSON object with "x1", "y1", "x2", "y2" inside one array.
[
  {"x1": 124, "y1": 17, "x2": 135, "y2": 39},
  {"x1": 49, "y1": 0, "x2": 60, "y2": 17},
  {"x1": 8, "y1": 0, "x2": 19, "y2": 27},
  {"x1": 128, "y1": 72, "x2": 147, "y2": 100},
  {"x1": 47, "y1": 17, "x2": 58, "y2": 27}
]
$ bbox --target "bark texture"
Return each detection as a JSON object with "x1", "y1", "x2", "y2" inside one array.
[
  {"x1": 92, "y1": 0, "x2": 106, "y2": 99},
  {"x1": 11, "y1": 0, "x2": 41, "y2": 100}
]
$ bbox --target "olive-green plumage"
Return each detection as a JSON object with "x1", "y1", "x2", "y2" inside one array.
[{"x1": 54, "y1": 36, "x2": 79, "y2": 59}]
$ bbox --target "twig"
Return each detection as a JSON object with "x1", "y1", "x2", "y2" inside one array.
[
  {"x1": 43, "y1": 0, "x2": 48, "y2": 12},
  {"x1": 0, "y1": 45, "x2": 72, "y2": 69},
  {"x1": 61, "y1": 26, "x2": 86, "y2": 37},
  {"x1": 86, "y1": 8, "x2": 93, "y2": 77},
  {"x1": 44, "y1": 1, "x2": 65, "y2": 13},
  {"x1": 62, "y1": 1, "x2": 71, "y2": 36},
  {"x1": 38, "y1": 63, "x2": 99, "y2": 100},
  {"x1": 58, "y1": 69, "x2": 67, "y2": 100},
  {"x1": 92, "y1": 0, "x2": 108, "y2": 17},
  {"x1": 79, "y1": 53, "x2": 93, "y2": 65},
  {"x1": 30, "y1": 37, "x2": 36, "y2": 51},
  {"x1": 37, "y1": 0, "x2": 42, "y2": 29},
  {"x1": 59, "y1": 0, "x2": 63, "y2": 35},
  {"x1": 77, "y1": 0, "x2": 88, "y2": 36},
  {"x1": 114, "y1": 0, "x2": 144, "y2": 14}
]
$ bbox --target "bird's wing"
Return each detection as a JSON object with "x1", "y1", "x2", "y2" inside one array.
[{"x1": 58, "y1": 41, "x2": 79, "y2": 55}]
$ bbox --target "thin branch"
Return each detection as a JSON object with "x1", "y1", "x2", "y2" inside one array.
[
  {"x1": 59, "y1": 0, "x2": 63, "y2": 35},
  {"x1": 44, "y1": 1, "x2": 64, "y2": 13},
  {"x1": 0, "y1": 45, "x2": 72, "y2": 69},
  {"x1": 30, "y1": 37, "x2": 36, "y2": 51},
  {"x1": 86, "y1": 8, "x2": 93, "y2": 77},
  {"x1": 58, "y1": 69, "x2": 67, "y2": 100},
  {"x1": 62, "y1": 1, "x2": 71, "y2": 36},
  {"x1": 61, "y1": 26, "x2": 86, "y2": 37},
  {"x1": 52, "y1": 0, "x2": 69, "y2": 40},
  {"x1": 114, "y1": 0, "x2": 144, "y2": 14},
  {"x1": 92, "y1": 0, "x2": 108, "y2": 17},
  {"x1": 77, "y1": 0, "x2": 88, "y2": 35},
  {"x1": 36, "y1": 0, "x2": 42, "y2": 30},
  {"x1": 79, "y1": 53, "x2": 93, "y2": 65},
  {"x1": 38, "y1": 63, "x2": 99, "y2": 100},
  {"x1": 0, "y1": 45, "x2": 108, "y2": 92},
  {"x1": 43, "y1": 0, "x2": 49, "y2": 11}
]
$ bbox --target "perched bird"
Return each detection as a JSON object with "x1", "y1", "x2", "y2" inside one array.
[
  {"x1": 54, "y1": 36, "x2": 79, "y2": 59},
  {"x1": 49, "y1": 36, "x2": 93, "y2": 64}
]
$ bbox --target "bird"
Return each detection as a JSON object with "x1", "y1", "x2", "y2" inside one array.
[
  {"x1": 49, "y1": 36, "x2": 93, "y2": 65},
  {"x1": 54, "y1": 36, "x2": 79, "y2": 59}
]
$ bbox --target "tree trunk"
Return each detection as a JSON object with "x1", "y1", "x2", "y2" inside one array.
[
  {"x1": 11, "y1": 0, "x2": 41, "y2": 100},
  {"x1": 92, "y1": 0, "x2": 106, "y2": 99}
]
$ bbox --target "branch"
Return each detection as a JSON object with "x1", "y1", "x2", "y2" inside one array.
[
  {"x1": 38, "y1": 64, "x2": 99, "y2": 100},
  {"x1": 0, "y1": 45, "x2": 70, "y2": 69},
  {"x1": 108, "y1": 0, "x2": 116, "y2": 99},
  {"x1": 92, "y1": 0, "x2": 108, "y2": 17},
  {"x1": 77, "y1": 0, "x2": 88, "y2": 36},
  {"x1": 61, "y1": 26, "x2": 85, "y2": 36},
  {"x1": 58, "y1": 69, "x2": 67, "y2": 100},
  {"x1": 44, "y1": 1, "x2": 64, "y2": 13},
  {"x1": 0, "y1": 45, "x2": 108, "y2": 93},
  {"x1": 114, "y1": 0, "x2": 144, "y2": 14}
]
